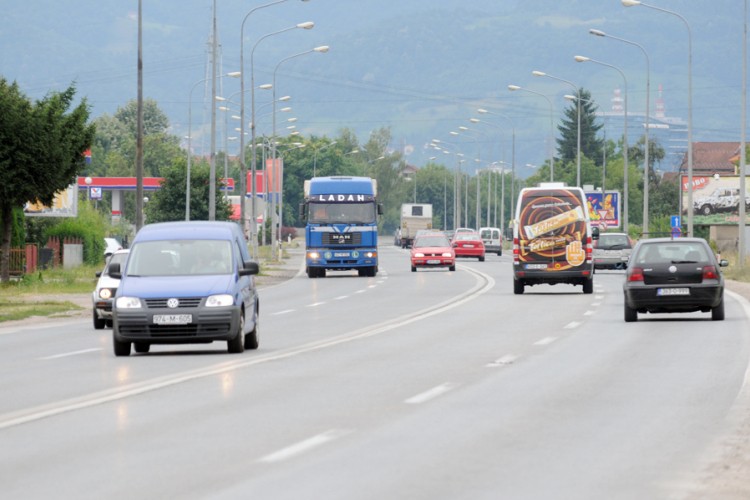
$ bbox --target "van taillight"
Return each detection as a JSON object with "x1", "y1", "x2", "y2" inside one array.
[
  {"x1": 586, "y1": 236, "x2": 593, "y2": 262},
  {"x1": 702, "y1": 266, "x2": 719, "y2": 280},
  {"x1": 628, "y1": 267, "x2": 645, "y2": 282},
  {"x1": 513, "y1": 237, "x2": 520, "y2": 263}
]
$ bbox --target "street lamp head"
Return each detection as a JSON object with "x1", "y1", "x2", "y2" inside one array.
[
  {"x1": 574, "y1": 55, "x2": 590, "y2": 63},
  {"x1": 215, "y1": 96, "x2": 227, "y2": 101},
  {"x1": 563, "y1": 94, "x2": 577, "y2": 101},
  {"x1": 458, "y1": 126, "x2": 469, "y2": 131},
  {"x1": 296, "y1": 21, "x2": 315, "y2": 29},
  {"x1": 280, "y1": 107, "x2": 292, "y2": 112},
  {"x1": 469, "y1": 118, "x2": 480, "y2": 123},
  {"x1": 313, "y1": 45, "x2": 330, "y2": 53},
  {"x1": 287, "y1": 117, "x2": 298, "y2": 122},
  {"x1": 621, "y1": 0, "x2": 641, "y2": 6},
  {"x1": 259, "y1": 83, "x2": 273, "y2": 90},
  {"x1": 508, "y1": 85, "x2": 521, "y2": 91},
  {"x1": 531, "y1": 70, "x2": 546, "y2": 77},
  {"x1": 589, "y1": 28, "x2": 606, "y2": 37},
  {"x1": 449, "y1": 131, "x2": 459, "y2": 136},
  {"x1": 278, "y1": 96, "x2": 292, "y2": 102},
  {"x1": 477, "y1": 108, "x2": 488, "y2": 114},
  {"x1": 226, "y1": 71, "x2": 242, "y2": 78}
]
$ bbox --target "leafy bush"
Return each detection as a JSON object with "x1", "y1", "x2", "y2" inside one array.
[{"x1": 44, "y1": 201, "x2": 107, "y2": 265}]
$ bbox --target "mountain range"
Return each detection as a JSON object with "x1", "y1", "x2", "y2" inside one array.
[{"x1": 1, "y1": 0, "x2": 747, "y2": 177}]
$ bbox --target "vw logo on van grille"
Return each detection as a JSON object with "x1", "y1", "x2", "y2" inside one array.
[{"x1": 166, "y1": 298, "x2": 180, "y2": 308}]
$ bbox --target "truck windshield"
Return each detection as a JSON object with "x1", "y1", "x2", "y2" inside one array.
[{"x1": 309, "y1": 202, "x2": 376, "y2": 224}]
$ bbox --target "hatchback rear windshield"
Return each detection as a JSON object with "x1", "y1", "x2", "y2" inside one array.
[{"x1": 633, "y1": 242, "x2": 709, "y2": 264}]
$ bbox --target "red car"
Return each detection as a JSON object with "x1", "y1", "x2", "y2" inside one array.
[
  {"x1": 452, "y1": 232, "x2": 485, "y2": 261},
  {"x1": 410, "y1": 233, "x2": 456, "y2": 272}
]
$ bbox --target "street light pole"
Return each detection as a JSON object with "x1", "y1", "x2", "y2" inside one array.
[
  {"x1": 240, "y1": 0, "x2": 311, "y2": 250},
  {"x1": 532, "y1": 71, "x2": 581, "y2": 186},
  {"x1": 270, "y1": 45, "x2": 327, "y2": 257},
  {"x1": 590, "y1": 28, "x2": 651, "y2": 236},
  {"x1": 575, "y1": 55, "x2": 629, "y2": 234},
  {"x1": 622, "y1": 0, "x2": 693, "y2": 237},
  {"x1": 508, "y1": 85, "x2": 555, "y2": 182}
]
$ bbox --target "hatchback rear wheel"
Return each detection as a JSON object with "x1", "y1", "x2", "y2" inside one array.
[
  {"x1": 712, "y1": 298, "x2": 725, "y2": 321},
  {"x1": 624, "y1": 302, "x2": 637, "y2": 322}
]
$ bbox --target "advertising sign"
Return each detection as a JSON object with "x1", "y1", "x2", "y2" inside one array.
[
  {"x1": 681, "y1": 175, "x2": 750, "y2": 225},
  {"x1": 584, "y1": 190, "x2": 621, "y2": 229},
  {"x1": 24, "y1": 184, "x2": 78, "y2": 217}
]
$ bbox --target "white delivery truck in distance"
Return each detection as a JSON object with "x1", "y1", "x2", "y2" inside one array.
[{"x1": 399, "y1": 203, "x2": 433, "y2": 248}]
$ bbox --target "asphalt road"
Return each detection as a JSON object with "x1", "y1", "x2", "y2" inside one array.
[{"x1": 1, "y1": 246, "x2": 749, "y2": 499}]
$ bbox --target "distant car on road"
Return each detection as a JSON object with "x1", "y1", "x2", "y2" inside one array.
[
  {"x1": 410, "y1": 232, "x2": 455, "y2": 272},
  {"x1": 452, "y1": 232, "x2": 485, "y2": 261},
  {"x1": 623, "y1": 237, "x2": 728, "y2": 322},
  {"x1": 92, "y1": 249, "x2": 129, "y2": 330},
  {"x1": 593, "y1": 232, "x2": 633, "y2": 270},
  {"x1": 479, "y1": 227, "x2": 502, "y2": 256}
]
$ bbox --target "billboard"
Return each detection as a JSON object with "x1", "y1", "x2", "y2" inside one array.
[
  {"x1": 681, "y1": 175, "x2": 750, "y2": 225},
  {"x1": 584, "y1": 190, "x2": 621, "y2": 229},
  {"x1": 24, "y1": 184, "x2": 78, "y2": 217}
]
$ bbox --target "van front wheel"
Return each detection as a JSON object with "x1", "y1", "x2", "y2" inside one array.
[{"x1": 228, "y1": 313, "x2": 246, "y2": 353}]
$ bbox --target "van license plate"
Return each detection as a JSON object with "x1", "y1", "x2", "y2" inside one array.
[
  {"x1": 657, "y1": 288, "x2": 690, "y2": 296},
  {"x1": 153, "y1": 314, "x2": 192, "y2": 325},
  {"x1": 526, "y1": 263, "x2": 548, "y2": 270}
]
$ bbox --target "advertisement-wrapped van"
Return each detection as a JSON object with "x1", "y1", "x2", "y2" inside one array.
[{"x1": 512, "y1": 183, "x2": 598, "y2": 294}]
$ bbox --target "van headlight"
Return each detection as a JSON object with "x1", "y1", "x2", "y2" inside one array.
[
  {"x1": 206, "y1": 294, "x2": 233, "y2": 307},
  {"x1": 116, "y1": 297, "x2": 142, "y2": 309}
]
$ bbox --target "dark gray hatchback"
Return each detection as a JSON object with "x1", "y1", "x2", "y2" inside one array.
[{"x1": 623, "y1": 237, "x2": 728, "y2": 322}]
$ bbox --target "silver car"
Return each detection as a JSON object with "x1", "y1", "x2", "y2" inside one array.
[{"x1": 593, "y1": 232, "x2": 633, "y2": 270}]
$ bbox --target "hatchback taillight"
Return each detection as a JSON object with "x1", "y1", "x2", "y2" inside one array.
[
  {"x1": 627, "y1": 267, "x2": 645, "y2": 282},
  {"x1": 702, "y1": 265, "x2": 719, "y2": 280}
]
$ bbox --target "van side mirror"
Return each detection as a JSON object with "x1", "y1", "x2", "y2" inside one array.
[
  {"x1": 240, "y1": 260, "x2": 260, "y2": 277},
  {"x1": 109, "y1": 263, "x2": 122, "y2": 279},
  {"x1": 591, "y1": 226, "x2": 600, "y2": 240},
  {"x1": 377, "y1": 203, "x2": 384, "y2": 215}
]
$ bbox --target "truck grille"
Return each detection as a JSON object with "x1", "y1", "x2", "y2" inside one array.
[{"x1": 322, "y1": 233, "x2": 362, "y2": 245}]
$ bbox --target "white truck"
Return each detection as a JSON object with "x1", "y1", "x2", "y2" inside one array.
[{"x1": 399, "y1": 203, "x2": 433, "y2": 248}]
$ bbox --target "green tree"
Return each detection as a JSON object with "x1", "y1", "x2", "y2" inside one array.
[
  {"x1": 0, "y1": 79, "x2": 95, "y2": 282},
  {"x1": 556, "y1": 88, "x2": 604, "y2": 167},
  {"x1": 144, "y1": 158, "x2": 231, "y2": 223}
]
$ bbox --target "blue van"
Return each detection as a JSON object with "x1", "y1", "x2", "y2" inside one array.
[{"x1": 108, "y1": 221, "x2": 259, "y2": 356}]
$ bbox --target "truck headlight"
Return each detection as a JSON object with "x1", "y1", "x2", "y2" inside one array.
[
  {"x1": 116, "y1": 297, "x2": 142, "y2": 309},
  {"x1": 307, "y1": 251, "x2": 320, "y2": 259},
  {"x1": 365, "y1": 251, "x2": 377, "y2": 258},
  {"x1": 206, "y1": 294, "x2": 233, "y2": 307}
]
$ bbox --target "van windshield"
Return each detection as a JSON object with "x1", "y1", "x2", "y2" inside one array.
[{"x1": 127, "y1": 240, "x2": 233, "y2": 276}]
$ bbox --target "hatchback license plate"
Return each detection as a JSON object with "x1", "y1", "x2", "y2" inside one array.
[
  {"x1": 427, "y1": 259, "x2": 441, "y2": 264},
  {"x1": 153, "y1": 314, "x2": 192, "y2": 325},
  {"x1": 657, "y1": 288, "x2": 690, "y2": 296}
]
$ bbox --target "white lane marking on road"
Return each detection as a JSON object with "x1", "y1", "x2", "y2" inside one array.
[
  {"x1": 591, "y1": 302, "x2": 601, "y2": 307},
  {"x1": 595, "y1": 295, "x2": 604, "y2": 300},
  {"x1": 334, "y1": 295, "x2": 348, "y2": 300},
  {"x1": 584, "y1": 310, "x2": 595, "y2": 316},
  {"x1": 271, "y1": 309, "x2": 295, "y2": 316},
  {"x1": 306, "y1": 302, "x2": 325, "y2": 308},
  {"x1": 39, "y1": 348, "x2": 102, "y2": 361},
  {"x1": 355, "y1": 289, "x2": 367, "y2": 294},
  {"x1": 368, "y1": 285, "x2": 377, "y2": 289},
  {"x1": 405, "y1": 383, "x2": 457, "y2": 404},
  {"x1": 486, "y1": 354, "x2": 517, "y2": 368},
  {"x1": 0, "y1": 266, "x2": 494, "y2": 430},
  {"x1": 534, "y1": 336, "x2": 558, "y2": 346},
  {"x1": 563, "y1": 321, "x2": 581, "y2": 330},
  {"x1": 259, "y1": 429, "x2": 351, "y2": 464}
]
